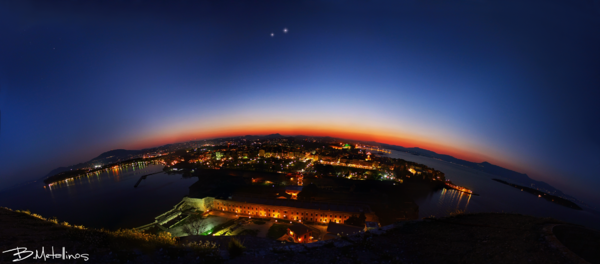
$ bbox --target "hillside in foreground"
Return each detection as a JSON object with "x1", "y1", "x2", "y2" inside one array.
[{"x1": 1, "y1": 207, "x2": 598, "y2": 264}]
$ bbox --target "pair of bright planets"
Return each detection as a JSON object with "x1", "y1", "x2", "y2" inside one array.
[{"x1": 271, "y1": 28, "x2": 288, "y2": 37}]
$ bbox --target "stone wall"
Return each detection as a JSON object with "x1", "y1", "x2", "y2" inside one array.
[
  {"x1": 212, "y1": 199, "x2": 379, "y2": 224},
  {"x1": 181, "y1": 196, "x2": 214, "y2": 212},
  {"x1": 181, "y1": 196, "x2": 378, "y2": 224}
]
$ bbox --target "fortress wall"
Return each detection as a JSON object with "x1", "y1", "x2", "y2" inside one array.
[
  {"x1": 211, "y1": 199, "x2": 379, "y2": 224},
  {"x1": 181, "y1": 196, "x2": 379, "y2": 224}
]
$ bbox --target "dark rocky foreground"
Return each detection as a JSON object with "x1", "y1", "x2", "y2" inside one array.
[
  {"x1": 1, "y1": 207, "x2": 598, "y2": 264},
  {"x1": 231, "y1": 213, "x2": 599, "y2": 264}
]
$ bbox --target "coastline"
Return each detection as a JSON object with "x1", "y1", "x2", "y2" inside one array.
[{"x1": 493, "y1": 179, "x2": 582, "y2": 210}]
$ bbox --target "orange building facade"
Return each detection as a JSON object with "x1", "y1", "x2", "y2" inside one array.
[{"x1": 210, "y1": 196, "x2": 378, "y2": 224}]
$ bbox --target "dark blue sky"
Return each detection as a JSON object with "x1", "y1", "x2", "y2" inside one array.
[{"x1": 1, "y1": 0, "x2": 599, "y2": 206}]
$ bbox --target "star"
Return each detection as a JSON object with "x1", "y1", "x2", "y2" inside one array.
[
  {"x1": 271, "y1": 33, "x2": 274, "y2": 37},
  {"x1": 283, "y1": 28, "x2": 288, "y2": 33}
]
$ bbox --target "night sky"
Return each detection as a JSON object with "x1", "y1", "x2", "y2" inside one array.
[{"x1": 1, "y1": 1, "x2": 599, "y2": 206}]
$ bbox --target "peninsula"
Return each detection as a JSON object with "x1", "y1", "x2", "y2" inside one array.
[{"x1": 493, "y1": 179, "x2": 582, "y2": 210}]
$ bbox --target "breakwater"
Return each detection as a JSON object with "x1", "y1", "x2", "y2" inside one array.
[{"x1": 133, "y1": 171, "x2": 165, "y2": 188}]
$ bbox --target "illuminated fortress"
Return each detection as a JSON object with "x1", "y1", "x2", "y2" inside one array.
[{"x1": 181, "y1": 196, "x2": 379, "y2": 224}]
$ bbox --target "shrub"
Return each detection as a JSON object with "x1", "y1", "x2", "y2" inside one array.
[
  {"x1": 108, "y1": 229, "x2": 177, "y2": 247},
  {"x1": 16, "y1": 209, "x2": 31, "y2": 215},
  {"x1": 186, "y1": 240, "x2": 220, "y2": 256},
  {"x1": 253, "y1": 220, "x2": 266, "y2": 225},
  {"x1": 183, "y1": 219, "x2": 209, "y2": 235},
  {"x1": 31, "y1": 213, "x2": 46, "y2": 220},
  {"x1": 267, "y1": 223, "x2": 291, "y2": 240},
  {"x1": 449, "y1": 209, "x2": 465, "y2": 216},
  {"x1": 228, "y1": 237, "x2": 245, "y2": 258},
  {"x1": 186, "y1": 240, "x2": 218, "y2": 250}
]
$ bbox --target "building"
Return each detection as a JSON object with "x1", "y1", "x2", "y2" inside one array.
[
  {"x1": 184, "y1": 196, "x2": 379, "y2": 224},
  {"x1": 306, "y1": 153, "x2": 319, "y2": 160},
  {"x1": 285, "y1": 186, "x2": 303, "y2": 200},
  {"x1": 287, "y1": 223, "x2": 313, "y2": 243}
]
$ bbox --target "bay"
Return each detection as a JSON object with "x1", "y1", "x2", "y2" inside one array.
[
  {"x1": 0, "y1": 164, "x2": 196, "y2": 230},
  {"x1": 384, "y1": 150, "x2": 600, "y2": 230},
  {"x1": 1, "y1": 152, "x2": 599, "y2": 231}
]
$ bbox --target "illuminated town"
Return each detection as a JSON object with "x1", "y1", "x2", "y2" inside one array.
[{"x1": 43, "y1": 135, "x2": 455, "y2": 245}]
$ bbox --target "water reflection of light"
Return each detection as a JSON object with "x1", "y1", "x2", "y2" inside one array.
[
  {"x1": 457, "y1": 192, "x2": 465, "y2": 209},
  {"x1": 449, "y1": 189, "x2": 458, "y2": 204},
  {"x1": 44, "y1": 162, "x2": 157, "y2": 190},
  {"x1": 438, "y1": 188, "x2": 447, "y2": 206},
  {"x1": 464, "y1": 193, "x2": 471, "y2": 211},
  {"x1": 437, "y1": 188, "x2": 473, "y2": 214},
  {"x1": 48, "y1": 184, "x2": 56, "y2": 204}
]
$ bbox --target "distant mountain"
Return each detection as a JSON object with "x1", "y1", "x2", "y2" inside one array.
[
  {"x1": 40, "y1": 149, "x2": 150, "y2": 181},
  {"x1": 263, "y1": 133, "x2": 285, "y2": 139},
  {"x1": 89, "y1": 149, "x2": 145, "y2": 163},
  {"x1": 37, "y1": 163, "x2": 90, "y2": 181},
  {"x1": 38, "y1": 167, "x2": 69, "y2": 181},
  {"x1": 377, "y1": 143, "x2": 573, "y2": 199},
  {"x1": 477, "y1": 161, "x2": 531, "y2": 183}
]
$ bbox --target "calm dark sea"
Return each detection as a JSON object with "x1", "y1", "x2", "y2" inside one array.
[
  {"x1": 0, "y1": 164, "x2": 197, "y2": 230},
  {"x1": 384, "y1": 150, "x2": 600, "y2": 230},
  {"x1": 1, "y1": 153, "x2": 599, "y2": 231}
]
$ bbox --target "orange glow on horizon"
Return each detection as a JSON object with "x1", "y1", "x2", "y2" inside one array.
[{"x1": 124, "y1": 124, "x2": 519, "y2": 170}]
